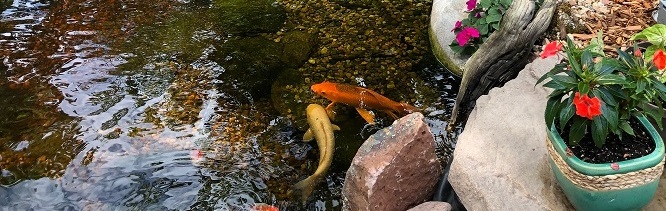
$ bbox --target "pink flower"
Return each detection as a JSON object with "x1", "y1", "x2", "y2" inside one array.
[
  {"x1": 466, "y1": 0, "x2": 477, "y2": 11},
  {"x1": 456, "y1": 27, "x2": 480, "y2": 46},
  {"x1": 452, "y1": 21, "x2": 462, "y2": 32},
  {"x1": 475, "y1": 12, "x2": 481, "y2": 18}
]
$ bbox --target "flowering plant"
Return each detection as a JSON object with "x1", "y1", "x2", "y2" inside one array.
[
  {"x1": 538, "y1": 25, "x2": 666, "y2": 147},
  {"x1": 450, "y1": 0, "x2": 513, "y2": 55}
]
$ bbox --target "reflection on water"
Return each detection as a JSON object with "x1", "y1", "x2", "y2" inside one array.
[{"x1": 0, "y1": 0, "x2": 460, "y2": 210}]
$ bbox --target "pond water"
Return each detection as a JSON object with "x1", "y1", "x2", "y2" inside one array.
[{"x1": 0, "y1": 0, "x2": 461, "y2": 210}]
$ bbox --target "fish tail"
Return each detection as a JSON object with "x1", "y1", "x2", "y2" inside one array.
[
  {"x1": 398, "y1": 102, "x2": 419, "y2": 115},
  {"x1": 289, "y1": 175, "x2": 320, "y2": 203}
]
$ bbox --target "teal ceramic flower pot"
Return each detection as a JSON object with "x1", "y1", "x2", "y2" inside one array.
[{"x1": 546, "y1": 115, "x2": 665, "y2": 211}]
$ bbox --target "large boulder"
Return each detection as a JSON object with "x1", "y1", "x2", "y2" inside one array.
[
  {"x1": 342, "y1": 112, "x2": 442, "y2": 211},
  {"x1": 429, "y1": 0, "x2": 470, "y2": 76},
  {"x1": 448, "y1": 56, "x2": 573, "y2": 210}
]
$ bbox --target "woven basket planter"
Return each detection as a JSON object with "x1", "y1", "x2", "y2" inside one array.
[{"x1": 546, "y1": 115, "x2": 665, "y2": 211}]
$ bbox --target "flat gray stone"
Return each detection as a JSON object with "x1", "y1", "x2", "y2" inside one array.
[
  {"x1": 342, "y1": 112, "x2": 442, "y2": 211},
  {"x1": 429, "y1": 0, "x2": 470, "y2": 76},
  {"x1": 407, "y1": 201, "x2": 453, "y2": 211},
  {"x1": 448, "y1": 56, "x2": 573, "y2": 211}
]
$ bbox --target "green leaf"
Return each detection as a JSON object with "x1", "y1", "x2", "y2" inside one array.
[
  {"x1": 596, "y1": 74, "x2": 626, "y2": 85},
  {"x1": 592, "y1": 88, "x2": 617, "y2": 107},
  {"x1": 551, "y1": 74, "x2": 578, "y2": 87},
  {"x1": 631, "y1": 24, "x2": 666, "y2": 47},
  {"x1": 602, "y1": 85, "x2": 628, "y2": 100},
  {"x1": 545, "y1": 95, "x2": 564, "y2": 127},
  {"x1": 640, "y1": 104, "x2": 664, "y2": 129},
  {"x1": 559, "y1": 96, "x2": 575, "y2": 129},
  {"x1": 578, "y1": 82, "x2": 590, "y2": 95},
  {"x1": 569, "y1": 117, "x2": 587, "y2": 145},
  {"x1": 500, "y1": 0, "x2": 512, "y2": 7},
  {"x1": 652, "y1": 78, "x2": 666, "y2": 92},
  {"x1": 594, "y1": 58, "x2": 619, "y2": 75},
  {"x1": 586, "y1": 31, "x2": 605, "y2": 56},
  {"x1": 645, "y1": 45, "x2": 659, "y2": 62},
  {"x1": 487, "y1": 14, "x2": 501, "y2": 23},
  {"x1": 478, "y1": 17, "x2": 487, "y2": 25},
  {"x1": 636, "y1": 79, "x2": 647, "y2": 94},
  {"x1": 462, "y1": 18, "x2": 473, "y2": 26},
  {"x1": 479, "y1": 24, "x2": 489, "y2": 35},
  {"x1": 592, "y1": 115, "x2": 608, "y2": 147},
  {"x1": 543, "y1": 80, "x2": 566, "y2": 89},
  {"x1": 535, "y1": 64, "x2": 568, "y2": 86},
  {"x1": 480, "y1": 0, "x2": 492, "y2": 8},
  {"x1": 581, "y1": 50, "x2": 593, "y2": 69},
  {"x1": 564, "y1": 37, "x2": 584, "y2": 77},
  {"x1": 599, "y1": 100, "x2": 618, "y2": 131},
  {"x1": 617, "y1": 48, "x2": 637, "y2": 68},
  {"x1": 619, "y1": 120, "x2": 635, "y2": 136},
  {"x1": 492, "y1": 22, "x2": 500, "y2": 30}
]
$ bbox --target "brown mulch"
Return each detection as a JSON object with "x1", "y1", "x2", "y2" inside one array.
[{"x1": 567, "y1": 0, "x2": 658, "y2": 55}]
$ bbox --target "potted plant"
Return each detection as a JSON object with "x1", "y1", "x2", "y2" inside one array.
[{"x1": 537, "y1": 24, "x2": 666, "y2": 211}]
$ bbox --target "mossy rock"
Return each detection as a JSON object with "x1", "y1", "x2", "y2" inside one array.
[
  {"x1": 280, "y1": 31, "x2": 317, "y2": 68},
  {"x1": 212, "y1": 0, "x2": 286, "y2": 35},
  {"x1": 212, "y1": 36, "x2": 286, "y2": 99}
]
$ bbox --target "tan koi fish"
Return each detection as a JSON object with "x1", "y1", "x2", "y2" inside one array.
[{"x1": 289, "y1": 104, "x2": 340, "y2": 202}]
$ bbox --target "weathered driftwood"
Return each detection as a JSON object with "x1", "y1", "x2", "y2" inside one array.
[{"x1": 449, "y1": 0, "x2": 557, "y2": 128}]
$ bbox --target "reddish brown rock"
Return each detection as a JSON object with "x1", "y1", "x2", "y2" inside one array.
[{"x1": 342, "y1": 112, "x2": 442, "y2": 211}]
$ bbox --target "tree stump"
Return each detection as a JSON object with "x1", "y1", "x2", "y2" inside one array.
[{"x1": 449, "y1": 0, "x2": 557, "y2": 128}]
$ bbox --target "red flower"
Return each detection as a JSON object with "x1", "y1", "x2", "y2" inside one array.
[
  {"x1": 634, "y1": 49, "x2": 642, "y2": 57},
  {"x1": 540, "y1": 41, "x2": 562, "y2": 59},
  {"x1": 653, "y1": 49, "x2": 666, "y2": 70},
  {"x1": 573, "y1": 92, "x2": 602, "y2": 120},
  {"x1": 456, "y1": 27, "x2": 480, "y2": 46}
]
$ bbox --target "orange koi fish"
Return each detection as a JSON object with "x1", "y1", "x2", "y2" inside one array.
[{"x1": 311, "y1": 81, "x2": 418, "y2": 124}]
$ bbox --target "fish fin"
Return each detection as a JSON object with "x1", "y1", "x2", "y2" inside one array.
[
  {"x1": 332, "y1": 124, "x2": 340, "y2": 131},
  {"x1": 289, "y1": 175, "x2": 320, "y2": 203},
  {"x1": 325, "y1": 102, "x2": 336, "y2": 111},
  {"x1": 325, "y1": 102, "x2": 337, "y2": 120},
  {"x1": 355, "y1": 107, "x2": 375, "y2": 125},
  {"x1": 303, "y1": 129, "x2": 314, "y2": 142},
  {"x1": 399, "y1": 102, "x2": 419, "y2": 114},
  {"x1": 326, "y1": 109, "x2": 336, "y2": 121},
  {"x1": 385, "y1": 111, "x2": 399, "y2": 119}
]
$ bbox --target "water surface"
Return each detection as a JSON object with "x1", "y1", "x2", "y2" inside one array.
[{"x1": 0, "y1": 0, "x2": 460, "y2": 210}]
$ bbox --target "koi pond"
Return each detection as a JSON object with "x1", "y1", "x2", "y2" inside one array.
[{"x1": 0, "y1": 0, "x2": 460, "y2": 210}]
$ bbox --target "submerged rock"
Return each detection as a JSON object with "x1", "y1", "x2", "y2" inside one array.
[
  {"x1": 212, "y1": 0, "x2": 286, "y2": 35},
  {"x1": 342, "y1": 112, "x2": 442, "y2": 211},
  {"x1": 280, "y1": 31, "x2": 316, "y2": 68},
  {"x1": 212, "y1": 36, "x2": 286, "y2": 99}
]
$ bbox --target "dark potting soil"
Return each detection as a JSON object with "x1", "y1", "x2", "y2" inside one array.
[{"x1": 557, "y1": 118, "x2": 655, "y2": 164}]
